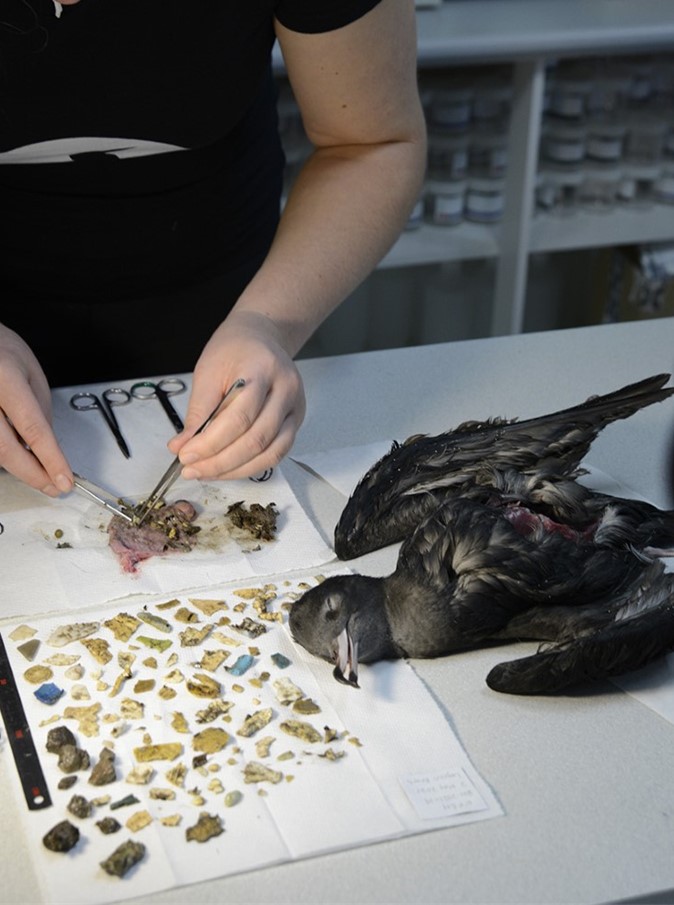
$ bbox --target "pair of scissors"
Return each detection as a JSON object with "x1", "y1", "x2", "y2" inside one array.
[
  {"x1": 130, "y1": 378, "x2": 186, "y2": 432},
  {"x1": 70, "y1": 388, "x2": 132, "y2": 458}
]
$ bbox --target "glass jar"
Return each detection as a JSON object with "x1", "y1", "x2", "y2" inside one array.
[
  {"x1": 468, "y1": 129, "x2": 509, "y2": 178},
  {"x1": 425, "y1": 177, "x2": 466, "y2": 226},
  {"x1": 654, "y1": 164, "x2": 674, "y2": 204},
  {"x1": 427, "y1": 132, "x2": 470, "y2": 181},
  {"x1": 617, "y1": 163, "x2": 660, "y2": 208},
  {"x1": 541, "y1": 121, "x2": 587, "y2": 166},
  {"x1": 586, "y1": 74, "x2": 632, "y2": 118},
  {"x1": 472, "y1": 82, "x2": 513, "y2": 131},
  {"x1": 429, "y1": 88, "x2": 473, "y2": 133},
  {"x1": 624, "y1": 111, "x2": 668, "y2": 165},
  {"x1": 578, "y1": 163, "x2": 621, "y2": 212},
  {"x1": 535, "y1": 165, "x2": 583, "y2": 216},
  {"x1": 464, "y1": 177, "x2": 505, "y2": 223},
  {"x1": 585, "y1": 117, "x2": 627, "y2": 163},
  {"x1": 548, "y1": 74, "x2": 592, "y2": 119}
]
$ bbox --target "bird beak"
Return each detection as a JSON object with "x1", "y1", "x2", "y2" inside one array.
[{"x1": 333, "y1": 627, "x2": 359, "y2": 687}]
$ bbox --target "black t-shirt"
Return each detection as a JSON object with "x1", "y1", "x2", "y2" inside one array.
[{"x1": 0, "y1": 0, "x2": 382, "y2": 301}]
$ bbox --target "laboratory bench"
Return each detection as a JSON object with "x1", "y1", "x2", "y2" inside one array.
[{"x1": 2, "y1": 317, "x2": 674, "y2": 905}]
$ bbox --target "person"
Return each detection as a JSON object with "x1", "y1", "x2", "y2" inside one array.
[{"x1": 0, "y1": 0, "x2": 427, "y2": 499}]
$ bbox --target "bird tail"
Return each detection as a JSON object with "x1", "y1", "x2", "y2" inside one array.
[{"x1": 486, "y1": 567, "x2": 674, "y2": 695}]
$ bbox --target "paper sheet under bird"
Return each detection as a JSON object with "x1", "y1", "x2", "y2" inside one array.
[{"x1": 289, "y1": 374, "x2": 674, "y2": 694}]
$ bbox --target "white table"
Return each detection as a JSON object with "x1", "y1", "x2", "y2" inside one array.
[{"x1": 2, "y1": 318, "x2": 674, "y2": 905}]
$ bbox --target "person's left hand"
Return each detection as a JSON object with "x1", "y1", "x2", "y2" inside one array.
[{"x1": 167, "y1": 310, "x2": 306, "y2": 481}]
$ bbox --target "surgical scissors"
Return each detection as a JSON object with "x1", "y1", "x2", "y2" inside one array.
[
  {"x1": 130, "y1": 378, "x2": 187, "y2": 432},
  {"x1": 70, "y1": 388, "x2": 132, "y2": 458}
]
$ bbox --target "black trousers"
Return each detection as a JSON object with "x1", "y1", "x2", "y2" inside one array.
[{"x1": 3, "y1": 255, "x2": 264, "y2": 388}]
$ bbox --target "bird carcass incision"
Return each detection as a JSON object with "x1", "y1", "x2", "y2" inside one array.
[
  {"x1": 108, "y1": 500, "x2": 200, "y2": 573},
  {"x1": 289, "y1": 374, "x2": 674, "y2": 695}
]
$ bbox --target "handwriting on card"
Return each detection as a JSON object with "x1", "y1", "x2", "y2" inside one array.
[{"x1": 400, "y1": 767, "x2": 489, "y2": 820}]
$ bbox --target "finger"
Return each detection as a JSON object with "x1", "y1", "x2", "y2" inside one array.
[
  {"x1": 168, "y1": 377, "x2": 258, "y2": 455},
  {"x1": 200, "y1": 412, "x2": 301, "y2": 482},
  {"x1": 177, "y1": 378, "x2": 274, "y2": 466},
  {"x1": 0, "y1": 404, "x2": 72, "y2": 495},
  {"x1": 181, "y1": 388, "x2": 305, "y2": 481}
]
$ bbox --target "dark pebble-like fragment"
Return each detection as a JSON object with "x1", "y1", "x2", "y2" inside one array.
[
  {"x1": 100, "y1": 839, "x2": 146, "y2": 878},
  {"x1": 89, "y1": 746, "x2": 116, "y2": 786},
  {"x1": 58, "y1": 743, "x2": 91, "y2": 774},
  {"x1": 96, "y1": 817, "x2": 122, "y2": 835},
  {"x1": 43, "y1": 820, "x2": 80, "y2": 853},
  {"x1": 67, "y1": 793, "x2": 92, "y2": 819},
  {"x1": 58, "y1": 775, "x2": 78, "y2": 791},
  {"x1": 46, "y1": 725, "x2": 77, "y2": 753}
]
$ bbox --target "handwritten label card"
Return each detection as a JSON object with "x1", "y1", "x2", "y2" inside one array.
[{"x1": 400, "y1": 767, "x2": 489, "y2": 820}]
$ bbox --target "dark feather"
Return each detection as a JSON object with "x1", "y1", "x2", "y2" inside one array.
[{"x1": 335, "y1": 373, "x2": 674, "y2": 559}]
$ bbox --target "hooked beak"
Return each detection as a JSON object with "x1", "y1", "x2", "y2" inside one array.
[{"x1": 333, "y1": 627, "x2": 359, "y2": 687}]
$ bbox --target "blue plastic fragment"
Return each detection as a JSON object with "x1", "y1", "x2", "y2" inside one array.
[
  {"x1": 227, "y1": 654, "x2": 254, "y2": 676},
  {"x1": 34, "y1": 682, "x2": 64, "y2": 705},
  {"x1": 271, "y1": 653, "x2": 291, "y2": 669}
]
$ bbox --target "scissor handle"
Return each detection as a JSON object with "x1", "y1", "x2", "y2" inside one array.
[
  {"x1": 70, "y1": 392, "x2": 100, "y2": 411},
  {"x1": 102, "y1": 387, "x2": 132, "y2": 407},
  {"x1": 130, "y1": 378, "x2": 186, "y2": 400}
]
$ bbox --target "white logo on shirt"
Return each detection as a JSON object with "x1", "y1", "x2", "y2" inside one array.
[{"x1": 0, "y1": 137, "x2": 186, "y2": 165}]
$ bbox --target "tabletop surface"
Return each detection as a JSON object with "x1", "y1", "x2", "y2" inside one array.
[{"x1": 2, "y1": 318, "x2": 674, "y2": 905}]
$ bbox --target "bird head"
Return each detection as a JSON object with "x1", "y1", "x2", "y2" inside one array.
[{"x1": 288, "y1": 574, "x2": 389, "y2": 687}]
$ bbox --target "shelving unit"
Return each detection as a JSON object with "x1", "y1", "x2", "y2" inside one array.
[
  {"x1": 415, "y1": 0, "x2": 674, "y2": 335},
  {"x1": 274, "y1": 0, "x2": 674, "y2": 342}
]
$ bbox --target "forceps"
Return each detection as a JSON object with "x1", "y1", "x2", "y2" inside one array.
[
  {"x1": 72, "y1": 473, "x2": 134, "y2": 523},
  {"x1": 130, "y1": 378, "x2": 187, "y2": 432},
  {"x1": 133, "y1": 378, "x2": 246, "y2": 525},
  {"x1": 70, "y1": 388, "x2": 132, "y2": 458}
]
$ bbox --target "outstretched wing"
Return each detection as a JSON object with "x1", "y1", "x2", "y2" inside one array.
[{"x1": 335, "y1": 374, "x2": 674, "y2": 559}]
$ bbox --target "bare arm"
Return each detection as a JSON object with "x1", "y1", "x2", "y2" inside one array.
[{"x1": 172, "y1": 0, "x2": 427, "y2": 480}]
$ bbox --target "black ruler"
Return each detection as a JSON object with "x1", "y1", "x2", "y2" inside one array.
[{"x1": 0, "y1": 634, "x2": 52, "y2": 810}]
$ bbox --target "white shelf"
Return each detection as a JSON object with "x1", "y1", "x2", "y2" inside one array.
[
  {"x1": 530, "y1": 204, "x2": 674, "y2": 254},
  {"x1": 381, "y1": 221, "x2": 500, "y2": 268},
  {"x1": 415, "y1": 0, "x2": 674, "y2": 65}
]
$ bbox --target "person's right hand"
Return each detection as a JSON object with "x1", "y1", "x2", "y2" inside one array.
[{"x1": 0, "y1": 323, "x2": 73, "y2": 496}]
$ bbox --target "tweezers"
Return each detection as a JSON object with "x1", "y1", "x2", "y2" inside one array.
[
  {"x1": 72, "y1": 473, "x2": 135, "y2": 523},
  {"x1": 133, "y1": 378, "x2": 246, "y2": 526}
]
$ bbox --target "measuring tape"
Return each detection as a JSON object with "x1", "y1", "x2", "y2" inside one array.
[{"x1": 0, "y1": 635, "x2": 52, "y2": 811}]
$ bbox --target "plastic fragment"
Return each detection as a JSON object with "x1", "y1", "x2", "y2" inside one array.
[
  {"x1": 270, "y1": 652, "x2": 291, "y2": 669},
  {"x1": 34, "y1": 682, "x2": 64, "y2": 705},
  {"x1": 227, "y1": 653, "x2": 254, "y2": 676}
]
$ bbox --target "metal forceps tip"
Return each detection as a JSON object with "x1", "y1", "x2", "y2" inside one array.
[
  {"x1": 71, "y1": 473, "x2": 135, "y2": 523},
  {"x1": 133, "y1": 378, "x2": 246, "y2": 526}
]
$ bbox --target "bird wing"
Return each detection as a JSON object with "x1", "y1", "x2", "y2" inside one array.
[
  {"x1": 335, "y1": 373, "x2": 674, "y2": 559},
  {"x1": 486, "y1": 561, "x2": 674, "y2": 694}
]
